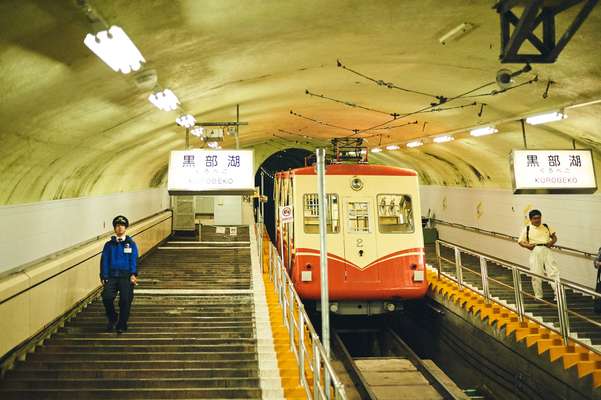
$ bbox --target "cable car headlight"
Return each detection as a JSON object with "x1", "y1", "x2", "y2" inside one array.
[{"x1": 350, "y1": 177, "x2": 364, "y2": 191}]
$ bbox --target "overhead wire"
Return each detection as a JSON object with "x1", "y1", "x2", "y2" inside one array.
[
  {"x1": 305, "y1": 89, "x2": 399, "y2": 117},
  {"x1": 289, "y1": 110, "x2": 357, "y2": 133},
  {"x1": 337, "y1": 59, "x2": 445, "y2": 102}
]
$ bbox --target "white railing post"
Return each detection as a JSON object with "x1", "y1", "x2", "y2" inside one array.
[
  {"x1": 454, "y1": 246, "x2": 463, "y2": 288},
  {"x1": 435, "y1": 240, "x2": 442, "y2": 280},
  {"x1": 288, "y1": 283, "x2": 295, "y2": 352},
  {"x1": 511, "y1": 266, "x2": 525, "y2": 321},
  {"x1": 556, "y1": 279, "x2": 570, "y2": 345},
  {"x1": 479, "y1": 256, "x2": 491, "y2": 302},
  {"x1": 298, "y1": 309, "x2": 305, "y2": 385},
  {"x1": 313, "y1": 339, "x2": 321, "y2": 400}
]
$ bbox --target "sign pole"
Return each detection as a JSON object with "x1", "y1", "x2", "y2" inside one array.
[
  {"x1": 316, "y1": 148, "x2": 331, "y2": 396},
  {"x1": 316, "y1": 148, "x2": 330, "y2": 355}
]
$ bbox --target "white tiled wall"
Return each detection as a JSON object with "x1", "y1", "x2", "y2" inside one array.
[
  {"x1": 420, "y1": 185, "x2": 601, "y2": 288},
  {"x1": 0, "y1": 188, "x2": 170, "y2": 274}
]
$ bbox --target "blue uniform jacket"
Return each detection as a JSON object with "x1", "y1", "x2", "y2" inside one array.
[{"x1": 100, "y1": 235, "x2": 138, "y2": 280}]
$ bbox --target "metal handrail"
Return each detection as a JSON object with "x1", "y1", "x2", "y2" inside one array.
[
  {"x1": 435, "y1": 239, "x2": 601, "y2": 355},
  {"x1": 258, "y1": 224, "x2": 347, "y2": 399},
  {"x1": 432, "y1": 218, "x2": 598, "y2": 260}
]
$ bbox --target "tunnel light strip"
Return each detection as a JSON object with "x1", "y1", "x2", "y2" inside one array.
[
  {"x1": 148, "y1": 89, "x2": 180, "y2": 111},
  {"x1": 406, "y1": 140, "x2": 424, "y2": 148},
  {"x1": 525, "y1": 111, "x2": 566, "y2": 125},
  {"x1": 84, "y1": 26, "x2": 145, "y2": 74},
  {"x1": 371, "y1": 147, "x2": 383, "y2": 153},
  {"x1": 470, "y1": 126, "x2": 498, "y2": 137},
  {"x1": 433, "y1": 135, "x2": 454, "y2": 143},
  {"x1": 385, "y1": 144, "x2": 400, "y2": 150}
]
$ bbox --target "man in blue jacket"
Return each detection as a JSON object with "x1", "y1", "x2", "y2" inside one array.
[{"x1": 100, "y1": 215, "x2": 138, "y2": 333}]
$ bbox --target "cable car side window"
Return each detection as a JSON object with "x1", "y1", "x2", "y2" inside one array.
[
  {"x1": 303, "y1": 194, "x2": 340, "y2": 234},
  {"x1": 347, "y1": 201, "x2": 370, "y2": 233},
  {"x1": 377, "y1": 194, "x2": 414, "y2": 233}
]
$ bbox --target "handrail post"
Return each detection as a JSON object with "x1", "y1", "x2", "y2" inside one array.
[
  {"x1": 556, "y1": 278, "x2": 570, "y2": 345},
  {"x1": 313, "y1": 339, "x2": 321, "y2": 400},
  {"x1": 479, "y1": 256, "x2": 491, "y2": 303},
  {"x1": 454, "y1": 247, "x2": 463, "y2": 288},
  {"x1": 335, "y1": 383, "x2": 345, "y2": 400},
  {"x1": 298, "y1": 309, "x2": 305, "y2": 385},
  {"x1": 268, "y1": 243, "x2": 272, "y2": 279},
  {"x1": 289, "y1": 283, "x2": 295, "y2": 352},
  {"x1": 281, "y1": 273, "x2": 287, "y2": 322},
  {"x1": 435, "y1": 240, "x2": 442, "y2": 280},
  {"x1": 511, "y1": 266, "x2": 525, "y2": 321}
]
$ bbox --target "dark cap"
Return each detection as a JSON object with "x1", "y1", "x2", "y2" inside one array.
[{"x1": 112, "y1": 215, "x2": 129, "y2": 228}]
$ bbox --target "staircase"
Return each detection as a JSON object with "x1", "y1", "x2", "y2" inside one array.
[
  {"x1": 433, "y1": 245, "x2": 601, "y2": 349},
  {"x1": 0, "y1": 225, "x2": 264, "y2": 399}
]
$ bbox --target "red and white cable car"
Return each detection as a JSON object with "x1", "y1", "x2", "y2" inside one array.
[{"x1": 274, "y1": 163, "x2": 427, "y2": 315}]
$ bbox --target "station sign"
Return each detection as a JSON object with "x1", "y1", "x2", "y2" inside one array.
[
  {"x1": 279, "y1": 205, "x2": 294, "y2": 224},
  {"x1": 511, "y1": 149, "x2": 597, "y2": 194},
  {"x1": 168, "y1": 149, "x2": 255, "y2": 195}
]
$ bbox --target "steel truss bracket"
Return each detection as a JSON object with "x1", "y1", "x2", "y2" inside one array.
[{"x1": 495, "y1": 0, "x2": 598, "y2": 63}]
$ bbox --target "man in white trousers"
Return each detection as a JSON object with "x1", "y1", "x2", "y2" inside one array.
[{"x1": 518, "y1": 209, "x2": 559, "y2": 301}]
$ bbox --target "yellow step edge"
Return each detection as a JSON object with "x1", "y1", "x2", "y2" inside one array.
[
  {"x1": 426, "y1": 269, "x2": 601, "y2": 389},
  {"x1": 262, "y1": 271, "x2": 312, "y2": 399}
]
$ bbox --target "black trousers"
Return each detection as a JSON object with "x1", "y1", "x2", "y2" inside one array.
[{"x1": 101, "y1": 277, "x2": 134, "y2": 329}]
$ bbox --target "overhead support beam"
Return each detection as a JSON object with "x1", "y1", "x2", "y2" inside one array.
[{"x1": 495, "y1": 0, "x2": 598, "y2": 63}]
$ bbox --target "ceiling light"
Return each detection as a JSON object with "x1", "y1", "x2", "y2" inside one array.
[
  {"x1": 433, "y1": 135, "x2": 454, "y2": 143},
  {"x1": 406, "y1": 140, "x2": 424, "y2": 148},
  {"x1": 371, "y1": 147, "x2": 382, "y2": 153},
  {"x1": 207, "y1": 141, "x2": 220, "y2": 149},
  {"x1": 84, "y1": 26, "x2": 145, "y2": 74},
  {"x1": 525, "y1": 111, "x2": 566, "y2": 125},
  {"x1": 385, "y1": 144, "x2": 400, "y2": 151},
  {"x1": 148, "y1": 89, "x2": 180, "y2": 111},
  {"x1": 176, "y1": 114, "x2": 196, "y2": 128},
  {"x1": 438, "y1": 22, "x2": 474, "y2": 45},
  {"x1": 470, "y1": 126, "x2": 498, "y2": 137},
  {"x1": 190, "y1": 126, "x2": 204, "y2": 137}
]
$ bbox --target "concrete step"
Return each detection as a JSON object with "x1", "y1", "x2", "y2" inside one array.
[{"x1": 0, "y1": 230, "x2": 268, "y2": 399}]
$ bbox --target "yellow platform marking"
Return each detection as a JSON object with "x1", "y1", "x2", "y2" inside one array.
[{"x1": 427, "y1": 269, "x2": 601, "y2": 389}]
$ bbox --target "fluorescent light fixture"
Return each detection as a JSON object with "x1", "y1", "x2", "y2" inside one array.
[
  {"x1": 406, "y1": 140, "x2": 424, "y2": 148},
  {"x1": 433, "y1": 135, "x2": 454, "y2": 143},
  {"x1": 176, "y1": 114, "x2": 196, "y2": 128},
  {"x1": 207, "y1": 141, "x2": 220, "y2": 149},
  {"x1": 470, "y1": 126, "x2": 498, "y2": 137},
  {"x1": 190, "y1": 126, "x2": 204, "y2": 137},
  {"x1": 148, "y1": 89, "x2": 180, "y2": 111},
  {"x1": 525, "y1": 111, "x2": 566, "y2": 125},
  {"x1": 385, "y1": 144, "x2": 400, "y2": 151},
  {"x1": 439, "y1": 22, "x2": 474, "y2": 45},
  {"x1": 84, "y1": 26, "x2": 145, "y2": 74},
  {"x1": 371, "y1": 147, "x2": 382, "y2": 153}
]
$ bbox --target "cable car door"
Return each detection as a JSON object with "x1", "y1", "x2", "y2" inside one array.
[{"x1": 342, "y1": 198, "x2": 379, "y2": 282}]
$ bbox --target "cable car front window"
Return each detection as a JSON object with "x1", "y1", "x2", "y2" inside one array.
[
  {"x1": 347, "y1": 201, "x2": 370, "y2": 233},
  {"x1": 303, "y1": 193, "x2": 340, "y2": 234},
  {"x1": 377, "y1": 194, "x2": 414, "y2": 233}
]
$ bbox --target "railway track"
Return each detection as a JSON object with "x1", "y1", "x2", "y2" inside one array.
[{"x1": 333, "y1": 326, "x2": 476, "y2": 400}]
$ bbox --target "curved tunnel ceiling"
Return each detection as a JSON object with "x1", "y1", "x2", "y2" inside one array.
[{"x1": 1, "y1": 0, "x2": 600, "y2": 204}]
